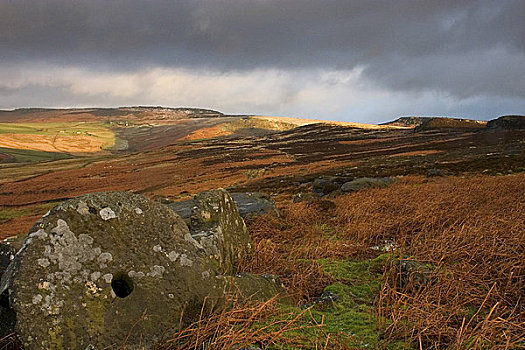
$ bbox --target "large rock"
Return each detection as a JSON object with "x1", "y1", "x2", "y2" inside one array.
[
  {"x1": 311, "y1": 176, "x2": 353, "y2": 196},
  {"x1": 0, "y1": 191, "x2": 289, "y2": 349},
  {"x1": 190, "y1": 189, "x2": 253, "y2": 275},
  {"x1": 0, "y1": 192, "x2": 226, "y2": 349},
  {"x1": 341, "y1": 177, "x2": 394, "y2": 193},
  {"x1": 168, "y1": 192, "x2": 279, "y2": 221},
  {"x1": 230, "y1": 192, "x2": 279, "y2": 218}
]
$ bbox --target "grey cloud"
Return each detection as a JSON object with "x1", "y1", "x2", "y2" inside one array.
[{"x1": 0, "y1": 0, "x2": 524, "y2": 106}]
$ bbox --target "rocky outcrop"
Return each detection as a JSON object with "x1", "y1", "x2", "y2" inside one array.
[
  {"x1": 311, "y1": 175, "x2": 354, "y2": 196},
  {"x1": 190, "y1": 189, "x2": 253, "y2": 275},
  {"x1": 427, "y1": 168, "x2": 444, "y2": 177},
  {"x1": 341, "y1": 177, "x2": 394, "y2": 192},
  {"x1": 486, "y1": 115, "x2": 525, "y2": 130},
  {"x1": 0, "y1": 190, "x2": 282, "y2": 349},
  {"x1": 382, "y1": 116, "x2": 433, "y2": 127}
]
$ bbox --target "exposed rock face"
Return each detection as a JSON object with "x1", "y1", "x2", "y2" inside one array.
[
  {"x1": 486, "y1": 115, "x2": 525, "y2": 129},
  {"x1": 168, "y1": 199, "x2": 193, "y2": 223},
  {"x1": 190, "y1": 189, "x2": 253, "y2": 275},
  {"x1": 427, "y1": 168, "x2": 444, "y2": 177},
  {"x1": 0, "y1": 192, "x2": 226, "y2": 349},
  {"x1": 341, "y1": 177, "x2": 394, "y2": 192}
]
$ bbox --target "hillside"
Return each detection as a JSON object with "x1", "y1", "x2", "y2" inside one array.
[
  {"x1": 384, "y1": 116, "x2": 487, "y2": 130},
  {"x1": 0, "y1": 107, "x2": 407, "y2": 160}
]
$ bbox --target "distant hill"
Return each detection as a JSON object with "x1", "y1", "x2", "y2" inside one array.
[
  {"x1": 415, "y1": 117, "x2": 486, "y2": 131},
  {"x1": 487, "y1": 115, "x2": 525, "y2": 130},
  {"x1": 384, "y1": 116, "x2": 486, "y2": 131},
  {"x1": 0, "y1": 107, "x2": 224, "y2": 123}
]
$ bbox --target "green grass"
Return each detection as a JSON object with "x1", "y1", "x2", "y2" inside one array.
[
  {"x1": 0, "y1": 147, "x2": 74, "y2": 163},
  {"x1": 259, "y1": 254, "x2": 413, "y2": 349}
]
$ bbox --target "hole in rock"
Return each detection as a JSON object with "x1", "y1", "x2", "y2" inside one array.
[
  {"x1": 88, "y1": 207, "x2": 97, "y2": 214},
  {"x1": 111, "y1": 273, "x2": 134, "y2": 298}
]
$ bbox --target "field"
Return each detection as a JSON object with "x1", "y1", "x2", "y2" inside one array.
[
  {"x1": 0, "y1": 122, "x2": 115, "y2": 155},
  {"x1": 0, "y1": 110, "x2": 523, "y2": 349}
]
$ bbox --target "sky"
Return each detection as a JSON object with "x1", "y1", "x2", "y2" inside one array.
[{"x1": 0, "y1": 0, "x2": 524, "y2": 124}]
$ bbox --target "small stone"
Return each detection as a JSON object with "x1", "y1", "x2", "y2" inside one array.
[{"x1": 99, "y1": 207, "x2": 117, "y2": 221}]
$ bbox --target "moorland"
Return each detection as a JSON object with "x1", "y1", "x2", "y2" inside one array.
[{"x1": 0, "y1": 107, "x2": 524, "y2": 349}]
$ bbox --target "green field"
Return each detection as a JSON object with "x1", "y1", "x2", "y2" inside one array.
[
  {"x1": 0, "y1": 122, "x2": 114, "y2": 138},
  {"x1": 0, "y1": 147, "x2": 74, "y2": 163},
  {"x1": 0, "y1": 122, "x2": 115, "y2": 162}
]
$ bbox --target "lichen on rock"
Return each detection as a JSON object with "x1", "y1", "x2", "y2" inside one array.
[
  {"x1": 0, "y1": 191, "x2": 225, "y2": 349},
  {"x1": 190, "y1": 189, "x2": 253, "y2": 275},
  {"x1": 0, "y1": 189, "x2": 288, "y2": 349}
]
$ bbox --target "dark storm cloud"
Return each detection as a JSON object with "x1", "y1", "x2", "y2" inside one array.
[{"x1": 0, "y1": 0, "x2": 524, "y2": 109}]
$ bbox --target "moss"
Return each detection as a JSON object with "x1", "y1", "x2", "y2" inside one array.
[
  {"x1": 48, "y1": 325, "x2": 63, "y2": 350},
  {"x1": 84, "y1": 292, "x2": 105, "y2": 344},
  {"x1": 66, "y1": 319, "x2": 77, "y2": 350},
  {"x1": 259, "y1": 254, "x2": 414, "y2": 349},
  {"x1": 317, "y1": 254, "x2": 393, "y2": 303},
  {"x1": 309, "y1": 283, "x2": 379, "y2": 348}
]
